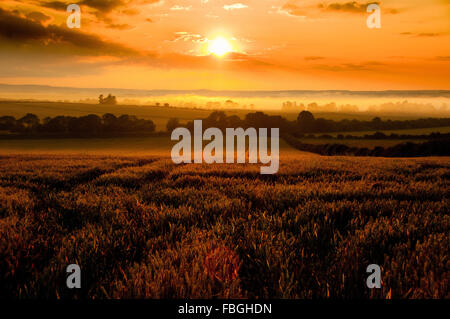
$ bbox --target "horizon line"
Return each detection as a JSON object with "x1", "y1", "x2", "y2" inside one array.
[{"x1": 1, "y1": 83, "x2": 450, "y2": 98}]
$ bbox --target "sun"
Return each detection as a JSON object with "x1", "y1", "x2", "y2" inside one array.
[{"x1": 208, "y1": 37, "x2": 233, "y2": 57}]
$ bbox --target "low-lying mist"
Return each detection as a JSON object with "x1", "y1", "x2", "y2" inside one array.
[{"x1": 0, "y1": 84, "x2": 449, "y2": 116}]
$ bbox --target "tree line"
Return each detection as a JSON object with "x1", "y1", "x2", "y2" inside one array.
[
  {"x1": 1, "y1": 110, "x2": 449, "y2": 138},
  {"x1": 174, "y1": 110, "x2": 450, "y2": 135},
  {"x1": 283, "y1": 134, "x2": 450, "y2": 157},
  {"x1": 0, "y1": 113, "x2": 155, "y2": 137}
]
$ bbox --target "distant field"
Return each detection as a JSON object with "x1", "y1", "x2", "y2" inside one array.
[
  {"x1": 277, "y1": 111, "x2": 431, "y2": 122},
  {"x1": 301, "y1": 138, "x2": 426, "y2": 148},
  {"x1": 0, "y1": 154, "x2": 448, "y2": 298},
  {"x1": 0, "y1": 134, "x2": 443, "y2": 156},
  {"x1": 0, "y1": 136, "x2": 172, "y2": 156},
  {"x1": 324, "y1": 126, "x2": 450, "y2": 137},
  {"x1": 0, "y1": 136, "x2": 300, "y2": 156}
]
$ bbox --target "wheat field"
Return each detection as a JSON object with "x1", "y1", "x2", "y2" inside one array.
[{"x1": 0, "y1": 153, "x2": 448, "y2": 299}]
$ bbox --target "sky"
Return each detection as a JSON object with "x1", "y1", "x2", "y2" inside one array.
[{"x1": 0, "y1": 0, "x2": 449, "y2": 90}]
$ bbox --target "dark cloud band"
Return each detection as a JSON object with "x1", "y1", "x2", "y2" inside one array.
[{"x1": 0, "y1": 8, "x2": 137, "y2": 56}]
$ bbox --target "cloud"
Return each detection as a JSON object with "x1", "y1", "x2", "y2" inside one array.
[
  {"x1": 318, "y1": 2, "x2": 376, "y2": 13},
  {"x1": 223, "y1": 3, "x2": 248, "y2": 11},
  {"x1": 107, "y1": 23, "x2": 133, "y2": 30},
  {"x1": 319, "y1": 1, "x2": 400, "y2": 14},
  {"x1": 314, "y1": 61, "x2": 386, "y2": 72},
  {"x1": 400, "y1": 32, "x2": 446, "y2": 37},
  {"x1": 417, "y1": 32, "x2": 443, "y2": 37},
  {"x1": 170, "y1": 5, "x2": 192, "y2": 11},
  {"x1": 277, "y1": 4, "x2": 307, "y2": 17},
  {"x1": 25, "y1": 11, "x2": 52, "y2": 23},
  {"x1": 0, "y1": 51, "x2": 122, "y2": 78},
  {"x1": 304, "y1": 56, "x2": 325, "y2": 61},
  {"x1": 39, "y1": 0, "x2": 153, "y2": 19},
  {"x1": 79, "y1": 0, "x2": 126, "y2": 13},
  {"x1": 434, "y1": 56, "x2": 450, "y2": 61},
  {"x1": 280, "y1": 1, "x2": 398, "y2": 17},
  {"x1": 121, "y1": 8, "x2": 140, "y2": 15},
  {"x1": 155, "y1": 51, "x2": 286, "y2": 73},
  {"x1": 40, "y1": 1, "x2": 69, "y2": 11},
  {"x1": 171, "y1": 32, "x2": 207, "y2": 43},
  {"x1": 77, "y1": 0, "x2": 133, "y2": 22},
  {"x1": 0, "y1": 8, "x2": 138, "y2": 56}
]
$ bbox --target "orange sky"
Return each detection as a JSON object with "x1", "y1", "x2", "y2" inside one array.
[{"x1": 0, "y1": 0, "x2": 449, "y2": 90}]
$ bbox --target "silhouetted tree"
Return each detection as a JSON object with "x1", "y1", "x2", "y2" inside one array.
[
  {"x1": 42, "y1": 116, "x2": 70, "y2": 133},
  {"x1": 166, "y1": 118, "x2": 180, "y2": 132},
  {"x1": 0, "y1": 116, "x2": 16, "y2": 131},
  {"x1": 68, "y1": 114, "x2": 102, "y2": 136},
  {"x1": 297, "y1": 111, "x2": 315, "y2": 132},
  {"x1": 371, "y1": 117, "x2": 382, "y2": 130},
  {"x1": 99, "y1": 94, "x2": 117, "y2": 105},
  {"x1": 102, "y1": 113, "x2": 117, "y2": 131},
  {"x1": 18, "y1": 113, "x2": 40, "y2": 133}
]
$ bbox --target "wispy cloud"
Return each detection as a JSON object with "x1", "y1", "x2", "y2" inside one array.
[
  {"x1": 434, "y1": 56, "x2": 450, "y2": 61},
  {"x1": 304, "y1": 56, "x2": 325, "y2": 61},
  {"x1": 417, "y1": 32, "x2": 444, "y2": 37},
  {"x1": 318, "y1": 2, "x2": 377, "y2": 13},
  {"x1": 275, "y1": 4, "x2": 306, "y2": 17},
  {"x1": 400, "y1": 32, "x2": 446, "y2": 37},
  {"x1": 224, "y1": 3, "x2": 248, "y2": 11},
  {"x1": 314, "y1": 61, "x2": 386, "y2": 72},
  {"x1": 171, "y1": 32, "x2": 207, "y2": 43},
  {"x1": 170, "y1": 5, "x2": 192, "y2": 11},
  {"x1": 25, "y1": 11, "x2": 52, "y2": 24},
  {"x1": 39, "y1": 1, "x2": 68, "y2": 11},
  {"x1": 279, "y1": 1, "x2": 399, "y2": 17}
]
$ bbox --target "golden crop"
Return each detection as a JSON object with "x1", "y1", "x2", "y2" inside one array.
[{"x1": 0, "y1": 154, "x2": 448, "y2": 299}]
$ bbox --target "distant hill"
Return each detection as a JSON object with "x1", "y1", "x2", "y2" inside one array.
[{"x1": 1, "y1": 83, "x2": 450, "y2": 99}]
